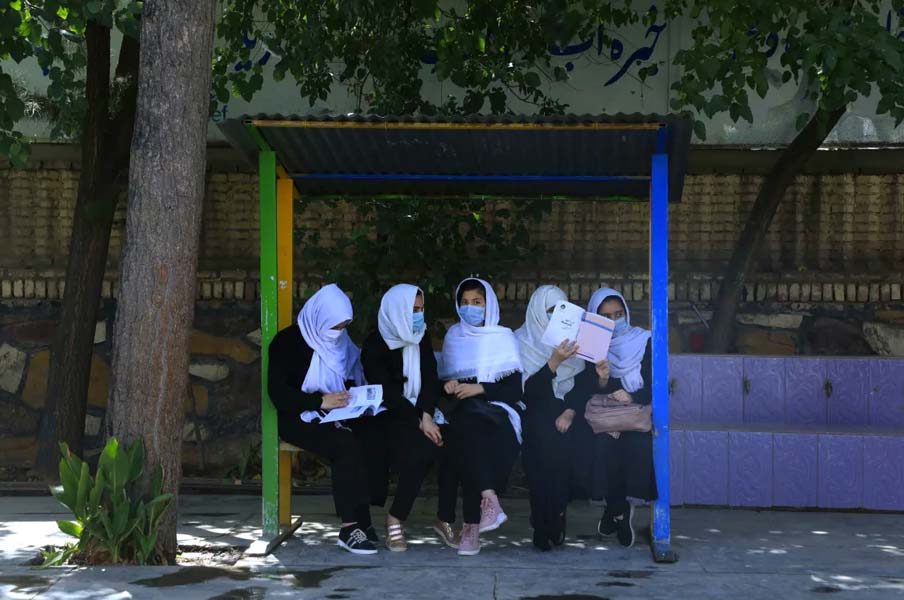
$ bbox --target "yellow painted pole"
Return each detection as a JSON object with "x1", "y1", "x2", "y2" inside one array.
[{"x1": 276, "y1": 176, "x2": 295, "y2": 528}]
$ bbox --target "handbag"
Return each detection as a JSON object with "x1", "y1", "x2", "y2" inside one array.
[{"x1": 583, "y1": 394, "x2": 652, "y2": 434}]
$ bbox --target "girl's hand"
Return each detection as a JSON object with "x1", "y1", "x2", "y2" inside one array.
[
  {"x1": 455, "y1": 383, "x2": 485, "y2": 399},
  {"x1": 548, "y1": 339, "x2": 579, "y2": 372},
  {"x1": 595, "y1": 360, "x2": 610, "y2": 381},
  {"x1": 443, "y1": 380, "x2": 460, "y2": 395},
  {"x1": 555, "y1": 409, "x2": 576, "y2": 433},
  {"x1": 419, "y1": 413, "x2": 443, "y2": 446},
  {"x1": 321, "y1": 391, "x2": 351, "y2": 410},
  {"x1": 608, "y1": 389, "x2": 633, "y2": 404}
]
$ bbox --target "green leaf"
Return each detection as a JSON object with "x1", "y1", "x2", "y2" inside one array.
[
  {"x1": 89, "y1": 466, "x2": 105, "y2": 508},
  {"x1": 795, "y1": 112, "x2": 811, "y2": 131},
  {"x1": 74, "y1": 462, "x2": 91, "y2": 519},
  {"x1": 523, "y1": 71, "x2": 542, "y2": 88},
  {"x1": 127, "y1": 440, "x2": 144, "y2": 483},
  {"x1": 693, "y1": 119, "x2": 707, "y2": 141},
  {"x1": 56, "y1": 520, "x2": 83, "y2": 539},
  {"x1": 755, "y1": 73, "x2": 768, "y2": 99}
]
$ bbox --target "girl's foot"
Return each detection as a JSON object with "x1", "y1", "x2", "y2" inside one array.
[
  {"x1": 432, "y1": 520, "x2": 460, "y2": 549},
  {"x1": 479, "y1": 495, "x2": 508, "y2": 533},
  {"x1": 457, "y1": 523, "x2": 480, "y2": 556},
  {"x1": 385, "y1": 521, "x2": 408, "y2": 552}
]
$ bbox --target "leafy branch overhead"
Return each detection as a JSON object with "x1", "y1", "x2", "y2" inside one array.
[
  {"x1": 0, "y1": 0, "x2": 142, "y2": 165},
  {"x1": 297, "y1": 195, "x2": 551, "y2": 341},
  {"x1": 665, "y1": 0, "x2": 904, "y2": 140},
  {"x1": 213, "y1": 0, "x2": 642, "y2": 116}
]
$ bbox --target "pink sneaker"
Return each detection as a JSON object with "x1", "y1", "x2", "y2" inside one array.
[
  {"x1": 479, "y1": 495, "x2": 508, "y2": 533},
  {"x1": 458, "y1": 523, "x2": 480, "y2": 556}
]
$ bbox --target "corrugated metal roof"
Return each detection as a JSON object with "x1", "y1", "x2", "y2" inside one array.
[{"x1": 218, "y1": 113, "x2": 691, "y2": 201}]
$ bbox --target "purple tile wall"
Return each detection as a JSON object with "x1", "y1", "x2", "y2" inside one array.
[
  {"x1": 669, "y1": 429, "x2": 685, "y2": 506},
  {"x1": 670, "y1": 355, "x2": 702, "y2": 424},
  {"x1": 773, "y1": 433, "x2": 819, "y2": 507},
  {"x1": 701, "y1": 357, "x2": 743, "y2": 424},
  {"x1": 784, "y1": 358, "x2": 827, "y2": 426},
  {"x1": 669, "y1": 356, "x2": 904, "y2": 510},
  {"x1": 869, "y1": 360, "x2": 904, "y2": 429},
  {"x1": 684, "y1": 430, "x2": 729, "y2": 505},
  {"x1": 826, "y1": 359, "x2": 870, "y2": 426},
  {"x1": 863, "y1": 436, "x2": 904, "y2": 510},
  {"x1": 818, "y1": 435, "x2": 864, "y2": 508},
  {"x1": 729, "y1": 432, "x2": 773, "y2": 507},
  {"x1": 743, "y1": 357, "x2": 786, "y2": 424}
]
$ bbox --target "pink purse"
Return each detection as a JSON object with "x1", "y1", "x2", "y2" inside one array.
[{"x1": 583, "y1": 394, "x2": 652, "y2": 435}]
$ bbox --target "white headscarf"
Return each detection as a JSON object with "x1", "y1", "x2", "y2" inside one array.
[
  {"x1": 297, "y1": 283, "x2": 365, "y2": 394},
  {"x1": 439, "y1": 278, "x2": 522, "y2": 383},
  {"x1": 515, "y1": 285, "x2": 585, "y2": 400},
  {"x1": 378, "y1": 284, "x2": 424, "y2": 406},
  {"x1": 587, "y1": 287, "x2": 651, "y2": 393}
]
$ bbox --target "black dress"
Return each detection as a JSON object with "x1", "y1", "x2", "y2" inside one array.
[
  {"x1": 267, "y1": 325, "x2": 372, "y2": 524},
  {"x1": 443, "y1": 372, "x2": 522, "y2": 524},
  {"x1": 572, "y1": 340, "x2": 658, "y2": 510},
  {"x1": 360, "y1": 332, "x2": 458, "y2": 523},
  {"x1": 522, "y1": 364, "x2": 595, "y2": 545}
]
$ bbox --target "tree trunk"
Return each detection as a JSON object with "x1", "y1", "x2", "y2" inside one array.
[
  {"x1": 33, "y1": 30, "x2": 141, "y2": 479},
  {"x1": 704, "y1": 106, "x2": 846, "y2": 353},
  {"x1": 107, "y1": 0, "x2": 217, "y2": 564}
]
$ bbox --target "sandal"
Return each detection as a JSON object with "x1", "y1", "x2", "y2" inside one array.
[{"x1": 385, "y1": 521, "x2": 408, "y2": 552}]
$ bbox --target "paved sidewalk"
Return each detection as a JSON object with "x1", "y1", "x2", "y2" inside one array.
[{"x1": 1, "y1": 494, "x2": 903, "y2": 599}]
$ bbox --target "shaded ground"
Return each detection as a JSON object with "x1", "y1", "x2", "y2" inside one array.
[{"x1": 1, "y1": 494, "x2": 903, "y2": 599}]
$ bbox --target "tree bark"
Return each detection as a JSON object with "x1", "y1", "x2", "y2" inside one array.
[
  {"x1": 107, "y1": 0, "x2": 217, "y2": 563},
  {"x1": 704, "y1": 106, "x2": 846, "y2": 353},
  {"x1": 34, "y1": 28, "x2": 140, "y2": 478}
]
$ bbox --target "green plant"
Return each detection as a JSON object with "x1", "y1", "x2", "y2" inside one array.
[
  {"x1": 45, "y1": 438, "x2": 173, "y2": 566},
  {"x1": 298, "y1": 195, "x2": 551, "y2": 341}
]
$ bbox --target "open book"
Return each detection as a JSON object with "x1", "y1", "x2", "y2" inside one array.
[
  {"x1": 318, "y1": 384, "x2": 384, "y2": 423},
  {"x1": 301, "y1": 385, "x2": 386, "y2": 423},
  {"x1": 540, "y1": 301, "x2": 614, "y2": 363}
]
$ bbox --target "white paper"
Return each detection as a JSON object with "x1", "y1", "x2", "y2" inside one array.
[
  {"x1": 540, "y1": 301, "x2": 614, "y2": 363},
  {"x1": 318, "y1": 384, "x2": 384, "y2": 423},
  {"x1": 540, "y1": 301, "x2": 584, "y2": 347}
]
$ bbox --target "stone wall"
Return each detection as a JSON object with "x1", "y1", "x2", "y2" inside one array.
[
  {"x1": 0, "y1": 302, "x2": 263, "y2": 478},
  {"x1": 3, "y1": 155, "x2": 904, "y2": 478}
]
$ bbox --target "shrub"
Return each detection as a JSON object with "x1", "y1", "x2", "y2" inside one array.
[{"x1": 44, "y1": 438, "x2": 172, "y2": 566}]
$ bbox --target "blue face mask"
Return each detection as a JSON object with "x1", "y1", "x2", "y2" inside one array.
[
  {"x1": 458, "y1": 305, "x2": 486, "y2": 327},
  {"x1": 612, "y1": 317, "x2": 629, "y2": 337},
  {"x1": 412, "y1": 311, "x2": 426, "y2": 333}
]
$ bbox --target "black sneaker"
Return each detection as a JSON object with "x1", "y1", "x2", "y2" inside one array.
[
  {"x1": 614, "y1": 505, "x2": 635, "y2": 548},
  {"x1": 364, "y1": 525, "x2": 379, "y2": 544},
  {"x1": 598, "y1": 508, "x2": 617, "y2": 536},
  {"x1": 338, "y1": 527, "x2": 378, "y2": 555}
]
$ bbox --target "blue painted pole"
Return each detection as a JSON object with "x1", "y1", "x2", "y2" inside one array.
[{"x1": 650, "y1": 146, "x2": 677, "y2": 563}]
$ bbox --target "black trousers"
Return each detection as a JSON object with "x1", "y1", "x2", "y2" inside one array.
[
  {"x1": 522, "y1": 395, "x2": 589, "y2": 538},
  {"x1": 592, "y1": 430, "x2": 658, "y2": 511},
  {"x1": 277, "y1": 417, "x2": 371, "y2": 524},
  {"x1": 448, "y1": 407, "x2": 520, "y2": 524},
  {"x1": 354, "y1": 411, "x2": 459, "y2": 523}
]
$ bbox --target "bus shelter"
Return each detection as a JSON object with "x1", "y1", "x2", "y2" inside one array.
[{"x1": 220, "y1": 113, "x2": 691, "y2": 562}]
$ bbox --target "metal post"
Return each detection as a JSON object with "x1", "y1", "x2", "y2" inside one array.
[
  {"x1": 650, "y1": 143, "x2": 677, "y2": 563},
  {"x1": 276, "y1": 177, "x2": 294, "y2": 528},
  {"x1": 258, "y1": 150, "x2": 280, "y2": 538}
]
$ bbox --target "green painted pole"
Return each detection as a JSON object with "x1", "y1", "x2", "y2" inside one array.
[{"x1": 258, "y1": 149, "x2": 279, "y2": 537}]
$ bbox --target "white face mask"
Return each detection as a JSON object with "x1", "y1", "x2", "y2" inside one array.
[{"x1": 323, "y1": 328, "x2": 343, "y2": 343}]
